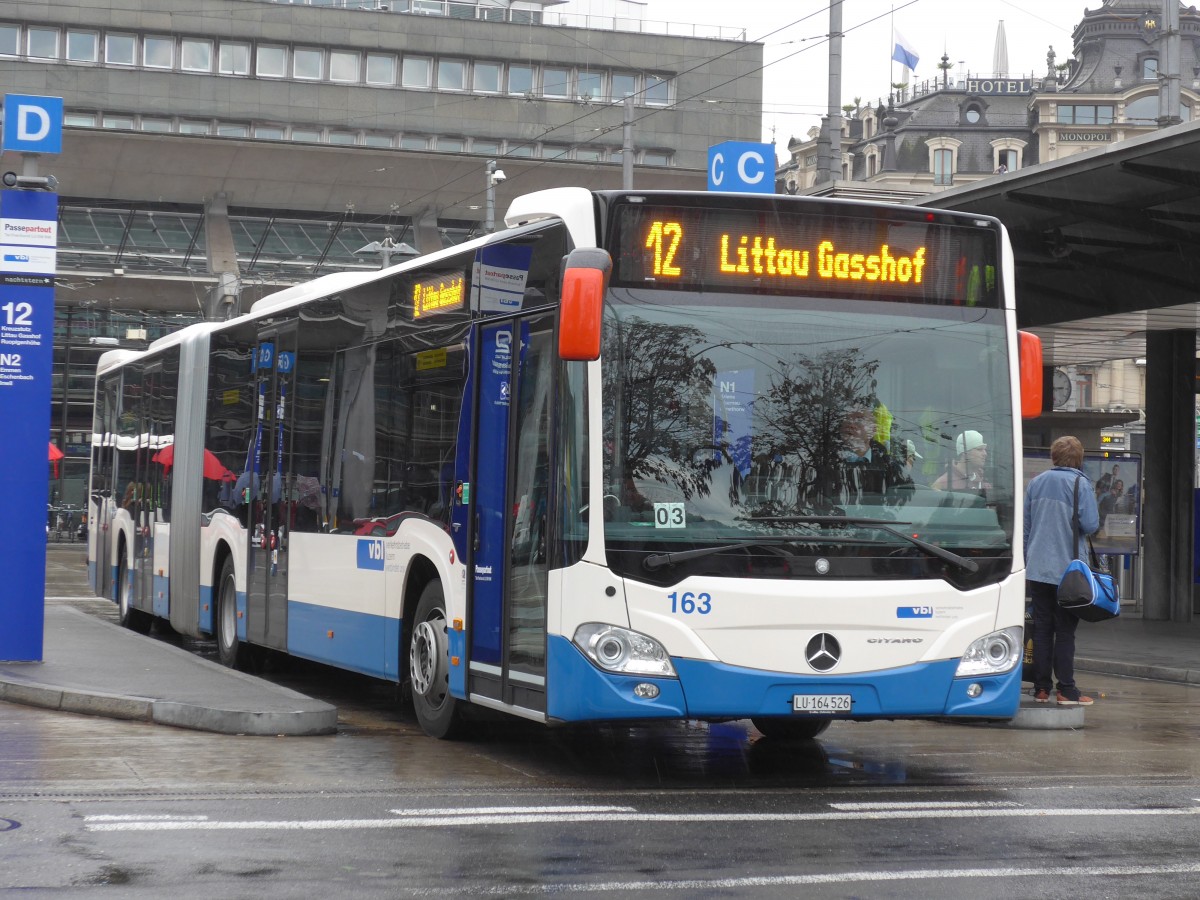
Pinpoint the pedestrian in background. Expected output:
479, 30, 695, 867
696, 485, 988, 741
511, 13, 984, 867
1024, 435, 1100, 706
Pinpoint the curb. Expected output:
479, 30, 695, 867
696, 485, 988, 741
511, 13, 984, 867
0, 677, 337, 736
1075, 657, 1200, 686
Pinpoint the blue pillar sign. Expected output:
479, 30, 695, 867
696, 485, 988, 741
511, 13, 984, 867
0, 188, 57, 661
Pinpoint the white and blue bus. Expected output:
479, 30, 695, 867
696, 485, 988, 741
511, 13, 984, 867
87, 188, 1043, 739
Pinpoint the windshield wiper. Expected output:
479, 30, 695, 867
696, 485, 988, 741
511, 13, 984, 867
750, 515, 979, 574
642, 538, 797, 571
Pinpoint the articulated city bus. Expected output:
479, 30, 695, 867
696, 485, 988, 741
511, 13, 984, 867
87, 189, 1043, 739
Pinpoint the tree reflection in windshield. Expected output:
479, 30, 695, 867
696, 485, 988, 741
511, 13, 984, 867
601, 313, 913, 524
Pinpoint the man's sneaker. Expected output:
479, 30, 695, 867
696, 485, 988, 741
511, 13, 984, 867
1057, 693, 1094, 706
1033, 690, 1050, 703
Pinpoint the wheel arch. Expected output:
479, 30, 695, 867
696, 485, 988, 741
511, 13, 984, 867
400, 554, 442, 682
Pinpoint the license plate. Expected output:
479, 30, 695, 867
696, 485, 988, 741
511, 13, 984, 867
792, 694, 852, 713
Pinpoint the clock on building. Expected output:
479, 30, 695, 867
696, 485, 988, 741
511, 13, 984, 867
1053, 368, 1072, 408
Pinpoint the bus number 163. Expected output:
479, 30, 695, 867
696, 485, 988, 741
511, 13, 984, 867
668, 591, 712, 615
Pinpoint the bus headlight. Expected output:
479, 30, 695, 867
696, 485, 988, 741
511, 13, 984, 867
573, 623, 677, 678
955, 626, 1022, 677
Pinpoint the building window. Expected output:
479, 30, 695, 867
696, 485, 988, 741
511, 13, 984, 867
645, 75, 670, 105
643, 150, 671, 166
142, 36, 172, 68
1057, 104, 1114, 125
543, 67, 570, 98
402, 55, 432, 88
471, 139, 501, 155
366, 53, 395, 85
508, 64, 534, 96
330, 50, 360, 82
473, 61, 501, 93
141, 118, 172, 132
254, 125, 285, 140
437, 58, 467, 90
964, 103, 983, 124
327, 131, 357, 145
217, 124, 250, 137
576, 147, 605, 162
399, 135, 429, 150
612, 72, 637, 100
219, 42, 250, 75
102, 114, 135, 130
178, 120, 211, 135
436, 136, 466, 152
577, 70, 603, 101
542, 144, 570, 158
290, 128, 322, 142
1143, 57, 1158, 80
64, 113, 96, 127
362, 133, 393, 148
932, 149, 952, 185
28, 27, 60, 59
257, 45, 287, 78
998, 148, 1017, 171
507, 144, 535, 157
66, 31, 98, 62
105, 34, 137, 66
0, 25, 18, 56
293, 48, 322, 80
182, 39, 213, 72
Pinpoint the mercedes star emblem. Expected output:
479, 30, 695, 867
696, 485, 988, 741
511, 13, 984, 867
805, 633, 841, 672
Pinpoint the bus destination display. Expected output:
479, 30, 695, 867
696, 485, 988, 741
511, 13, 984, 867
614, 204, 995, 305
411, 272, 466, 318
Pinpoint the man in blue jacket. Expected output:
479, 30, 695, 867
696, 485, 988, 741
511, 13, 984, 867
1024, 435, 1100, 706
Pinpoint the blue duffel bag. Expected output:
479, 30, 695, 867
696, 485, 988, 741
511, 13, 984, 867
1057, 557, 1120, 622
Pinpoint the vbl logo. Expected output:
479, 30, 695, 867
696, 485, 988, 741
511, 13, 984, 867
897, 606, 934, 618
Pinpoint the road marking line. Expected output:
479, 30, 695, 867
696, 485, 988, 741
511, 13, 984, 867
84, 815, 209, 822
830, 801, 1019, 810
401, 862, 1200, 895
390, 806, 635, 817
84, 806, 1200, 833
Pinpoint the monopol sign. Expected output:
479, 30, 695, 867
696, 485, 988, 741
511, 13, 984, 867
707, 141, 776, 194
0, 189, 57, 661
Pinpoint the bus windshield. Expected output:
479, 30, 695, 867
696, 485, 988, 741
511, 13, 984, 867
600, 289, 1015, 588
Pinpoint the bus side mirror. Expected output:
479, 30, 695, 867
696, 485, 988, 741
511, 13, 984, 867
1018, 330, 1044, 418
559, 248, 611, 361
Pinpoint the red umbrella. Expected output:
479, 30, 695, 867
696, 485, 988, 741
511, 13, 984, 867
49, 442, 64, 477
152, 444, 235, 481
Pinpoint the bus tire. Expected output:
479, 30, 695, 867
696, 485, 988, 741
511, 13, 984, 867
751, 717, 831, 741
215, 557, 248, 669
117, 550, 152, 634
408, 579, 465, 739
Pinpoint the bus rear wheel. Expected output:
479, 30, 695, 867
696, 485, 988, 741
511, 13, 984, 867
408, 580, 465, 739
215, 557, 248, 669
751, 717, 831, 741
117, 551, 152, 634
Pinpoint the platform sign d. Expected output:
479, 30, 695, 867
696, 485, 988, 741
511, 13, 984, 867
2, 94, 64, 155
707, 141, 776, 194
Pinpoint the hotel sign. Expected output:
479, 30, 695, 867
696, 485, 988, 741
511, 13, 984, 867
1058, 131, 1112, 143
965, 79, 1033, 95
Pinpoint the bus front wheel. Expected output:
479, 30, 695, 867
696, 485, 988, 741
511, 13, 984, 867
117, 551, 152, 634
216, 557, 248, 669
751, 717, 831, 741
408, 580, 465, 739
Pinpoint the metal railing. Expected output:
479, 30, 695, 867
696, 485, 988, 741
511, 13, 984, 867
248, 0, 747, 41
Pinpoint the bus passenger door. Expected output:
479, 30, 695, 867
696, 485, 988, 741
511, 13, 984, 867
471, 316, 553, 714
246, 328, 296, 652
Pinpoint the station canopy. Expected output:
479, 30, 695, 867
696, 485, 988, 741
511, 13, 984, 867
920, 118, 1200, 367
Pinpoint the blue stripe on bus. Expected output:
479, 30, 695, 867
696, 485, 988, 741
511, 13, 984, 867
546, 635, 688, 721
286, 600, 400, 681
545, 635, 1019, 722
152, 574, 169, 618
448, 627, 466, 698
198, 585, 214, 633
